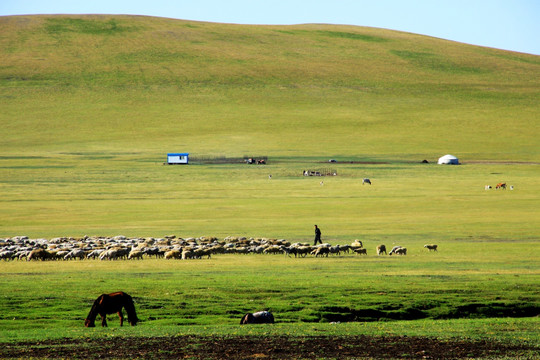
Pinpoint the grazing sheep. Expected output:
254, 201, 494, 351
182, 248, 195, 260
377, 244, 387, 256
329, 245, 341, 256
424, 244, 438, 251
27, 248, 53, 261
362, 178, 371, 185
338, 244, 351, 254
99, 248, 120, 261
87, 249, 104, 259
353, 248, 367, 255
291, 246, 312, 258
128, 250, 144, 260
311, 247, 330, 257
240, 311, 274, 324
263, 245, 284, 255
351, 239, 363, 249
193, 248, 211, 259
0, 250, 14, 261
164, 249, 181, 259
64, 249, 86, 260
394, 247, 407, 255
388, 246, 404, 256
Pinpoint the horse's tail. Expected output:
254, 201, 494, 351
124, 294, 138, 326
85, 295, 103, 327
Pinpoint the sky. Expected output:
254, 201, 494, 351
1, 0, 539, 55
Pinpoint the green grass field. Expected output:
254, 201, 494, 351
1, 250, 539, 344
0, 14, 539, 358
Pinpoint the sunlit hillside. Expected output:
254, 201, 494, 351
1, 14, 539, 160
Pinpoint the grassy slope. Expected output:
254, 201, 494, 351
0, 15, 538, 239
0, 15, 539, 160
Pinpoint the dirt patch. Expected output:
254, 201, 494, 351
1, 335, 535, 359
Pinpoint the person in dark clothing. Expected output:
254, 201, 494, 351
314, 225, 322, 245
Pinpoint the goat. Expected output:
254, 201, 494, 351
377, 244, 387, 255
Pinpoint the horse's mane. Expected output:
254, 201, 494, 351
123, 293, 139, 325
85, 295, 104, 323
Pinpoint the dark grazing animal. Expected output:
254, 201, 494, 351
240, 311, 274, 324
85, 292, 138, 327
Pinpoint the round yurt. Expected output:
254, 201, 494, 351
438, 154, 459, 165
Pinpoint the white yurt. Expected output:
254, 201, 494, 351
438, 154, 459, 165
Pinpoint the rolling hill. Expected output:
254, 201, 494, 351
1, 14, 539, 160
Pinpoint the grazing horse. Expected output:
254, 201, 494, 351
85, 292, 138, 327
240, 311, 274, 324
496, 183, 507, 190
362, 178, 371, 185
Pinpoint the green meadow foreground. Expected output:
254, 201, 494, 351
0, 246, 539, 358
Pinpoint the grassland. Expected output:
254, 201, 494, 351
0, 14, 539, 358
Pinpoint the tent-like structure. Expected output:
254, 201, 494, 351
438, 154, 459, 165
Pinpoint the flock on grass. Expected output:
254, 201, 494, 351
0, 235, 437, 261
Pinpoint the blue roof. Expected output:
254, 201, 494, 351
167, 153, 189, 156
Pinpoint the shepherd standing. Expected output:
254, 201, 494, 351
314, 225, 322, 245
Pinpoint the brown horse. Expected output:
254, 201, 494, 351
85, 292, 138, 327
496, 182, 507, 189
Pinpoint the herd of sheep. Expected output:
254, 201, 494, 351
0, 235, 437, 261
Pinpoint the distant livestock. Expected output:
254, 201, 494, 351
389, 246, 406, 255
496, 183, 507, 189
311, 246, 330, 257
362, 178, 371, 185
424, 244, 438, 251
353, 248, 367, 255
27, 248, 53, 261
240, 311, 274, 324
351, 239, 363, 249
377, 244, 387, 256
